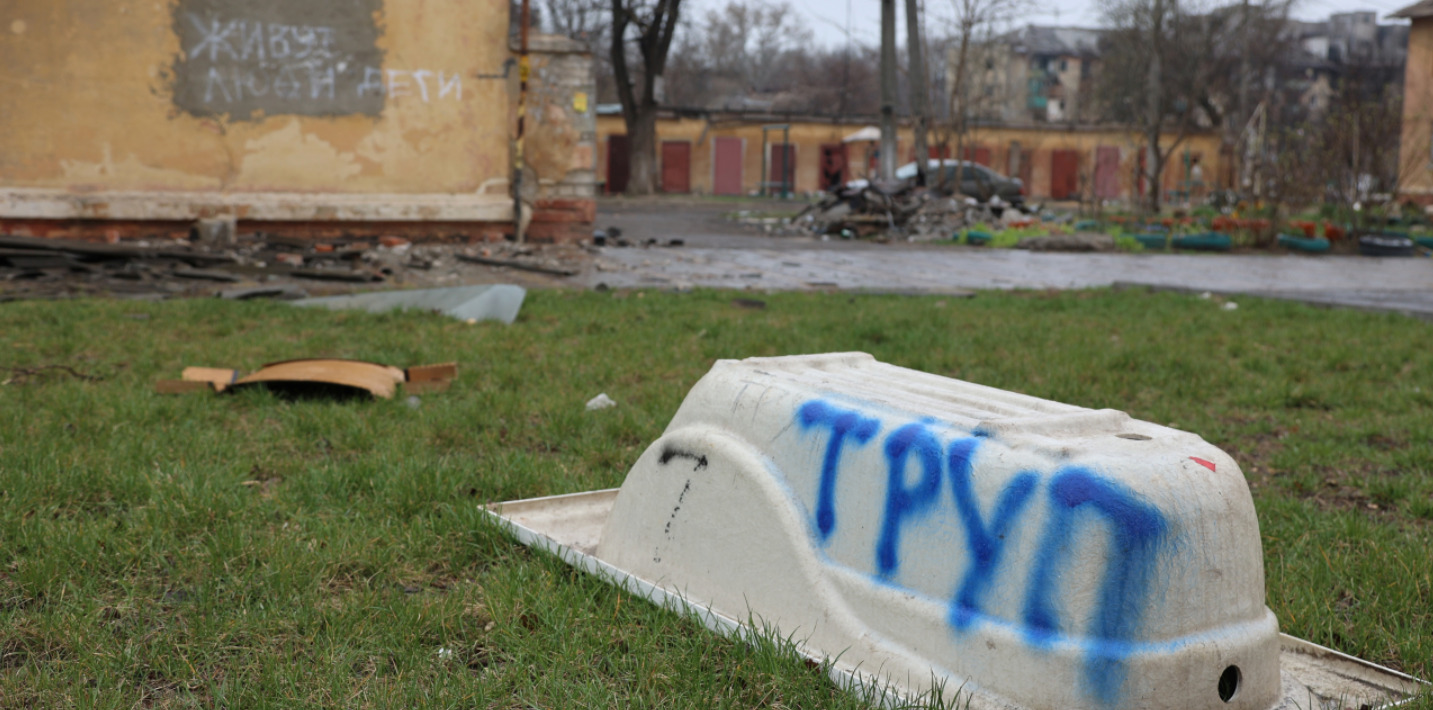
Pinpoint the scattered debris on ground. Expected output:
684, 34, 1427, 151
0, 231, 591, 302
1, 364, 105, 386
156, 359, 456, 399
218, 284, 310, 301
455, 243, 594, 273
585, 392, 617, 410
785, 184, 1035, 241
591, 226, 686, 249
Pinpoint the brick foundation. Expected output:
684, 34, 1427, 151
528, 198, 596, 243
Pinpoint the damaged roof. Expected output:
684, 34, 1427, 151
1008, 25, 1104, 57
1390, 0, 1433, 18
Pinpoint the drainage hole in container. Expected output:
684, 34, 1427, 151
1218, 665, 1241, 703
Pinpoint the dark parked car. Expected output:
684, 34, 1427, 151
898, 160, 1025, 204
846, 159, 1024, 205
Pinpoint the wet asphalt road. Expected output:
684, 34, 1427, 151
589, 197, 1433, 320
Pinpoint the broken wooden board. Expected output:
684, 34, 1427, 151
180, 367, 240, 392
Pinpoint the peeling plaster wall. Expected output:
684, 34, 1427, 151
0, 0, 525, 236
519, 34, 597, 242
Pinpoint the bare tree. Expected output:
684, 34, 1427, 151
1262, 55, 1408, 231
1226, 0, 1295, 188
664, 1, 814, 109
601, 0, 879, 124
1096, 0, 1211, 213
542, 0, 616, 106
907, 0, 931, 186
544, 0, 606, 38
1107, 0, 1176, 213
609, 0, 683, 195
785, 45, 882, 115
944, 0, 1026, 189
1095, 0, 1301, 213
700, 2, 810, 89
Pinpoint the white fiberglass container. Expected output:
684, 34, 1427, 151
491, 353, 1423, 710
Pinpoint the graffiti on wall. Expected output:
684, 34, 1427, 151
171, 0, 463, 119
796, 399, 1169, 704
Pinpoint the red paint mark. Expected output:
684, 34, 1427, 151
1190, 457, 1216, 472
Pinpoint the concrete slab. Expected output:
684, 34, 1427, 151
292, 284, 526, 324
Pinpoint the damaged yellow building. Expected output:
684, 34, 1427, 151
0, 0, 596, 242
1395, 0, 1433, 203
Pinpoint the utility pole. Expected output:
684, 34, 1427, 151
880, 0, 898, 181
905, 0, 929, 186
514, 0, 531, 243
1143, 0, 1164, 213
1236, 0, 1251, 192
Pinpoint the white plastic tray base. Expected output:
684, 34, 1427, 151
488, 489, 1425, 710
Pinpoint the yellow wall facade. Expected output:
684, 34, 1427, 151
0, 0, 528, 227
1399, 18, 1433, 199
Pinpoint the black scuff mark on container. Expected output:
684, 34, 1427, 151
659, 447, 708, 471
663, 478, 693, 537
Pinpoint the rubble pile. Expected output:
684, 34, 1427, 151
788, 183, 1025, 241
0, 232, 591, 301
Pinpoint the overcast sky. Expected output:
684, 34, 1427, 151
683, 0, 1415, 50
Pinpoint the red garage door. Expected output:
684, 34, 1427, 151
661, 141, 691, 193
1050, 149, 1080, 200
714, 137, 742, 195
607, 134, 630, 194
1095, 146, 1120, 200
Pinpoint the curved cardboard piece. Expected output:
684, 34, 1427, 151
234, 358, 406, 399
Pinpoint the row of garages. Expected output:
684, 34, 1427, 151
596, 115, 1228, 203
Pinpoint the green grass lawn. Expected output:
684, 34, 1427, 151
2, 288, 1430, 708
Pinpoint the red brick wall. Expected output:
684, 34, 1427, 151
527, 198, 596, 243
